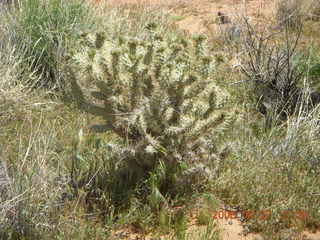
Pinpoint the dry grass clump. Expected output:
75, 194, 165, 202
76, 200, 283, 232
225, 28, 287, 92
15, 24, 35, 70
0, 0, 96, 91
0, 59, 73, 238
213, 104, 320, 237
275, 0, 320, 30
0, 81, 98, 239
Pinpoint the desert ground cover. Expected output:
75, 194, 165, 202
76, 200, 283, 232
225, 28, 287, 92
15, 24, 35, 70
0, 0, 320, 239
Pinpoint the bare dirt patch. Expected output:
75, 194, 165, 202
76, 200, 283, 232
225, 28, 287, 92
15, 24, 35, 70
98, 0, 277, 34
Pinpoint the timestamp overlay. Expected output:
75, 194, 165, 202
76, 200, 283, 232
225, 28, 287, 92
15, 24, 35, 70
212, 210, 309, 221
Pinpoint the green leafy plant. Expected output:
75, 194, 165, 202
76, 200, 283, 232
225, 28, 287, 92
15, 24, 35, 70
69, 23, 235, 193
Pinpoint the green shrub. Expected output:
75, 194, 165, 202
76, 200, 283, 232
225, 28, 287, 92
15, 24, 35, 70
305, 47, 320, 90
69, 23, 235, 194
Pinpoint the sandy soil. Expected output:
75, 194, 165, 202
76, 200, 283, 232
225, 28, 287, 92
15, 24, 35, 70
98, 0, 278, 34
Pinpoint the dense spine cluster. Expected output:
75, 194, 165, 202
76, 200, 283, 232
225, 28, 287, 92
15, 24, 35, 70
70, 23, 234, 178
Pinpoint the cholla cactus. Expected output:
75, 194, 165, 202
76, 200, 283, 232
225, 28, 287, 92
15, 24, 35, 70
70, 23, 234, 178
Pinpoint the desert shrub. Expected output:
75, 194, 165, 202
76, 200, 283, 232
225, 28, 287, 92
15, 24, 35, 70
69, 23, 235, 197
237, 19, 320, 126
276, 0, 320, 29
4, 0, 95, 90
275, 0, 304, 30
